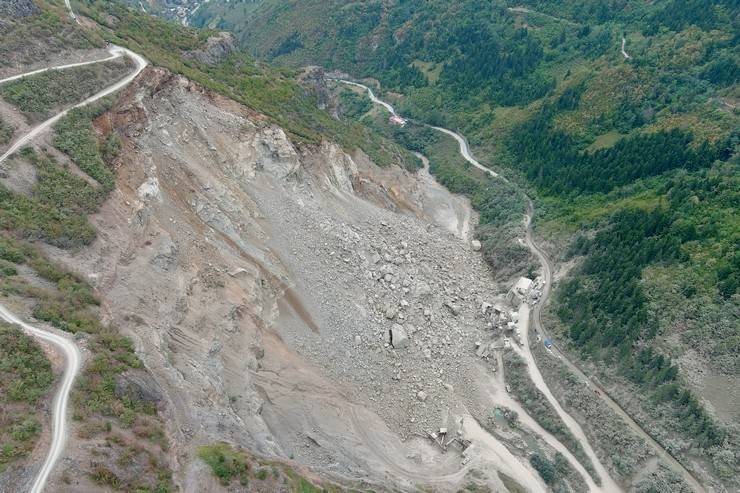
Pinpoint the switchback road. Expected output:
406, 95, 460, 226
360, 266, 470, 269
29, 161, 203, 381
0, 9, 147, 490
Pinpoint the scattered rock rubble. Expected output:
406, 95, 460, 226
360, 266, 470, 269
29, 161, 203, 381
250, 175, 533, 440
59, 67, 557, 490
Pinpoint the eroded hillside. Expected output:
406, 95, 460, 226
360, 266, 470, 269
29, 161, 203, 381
37, 65, 564, 492
3, 1, 736, 492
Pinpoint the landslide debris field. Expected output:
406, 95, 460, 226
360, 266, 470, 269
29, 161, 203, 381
1, 2, 720, 491
12, 63, 631, 492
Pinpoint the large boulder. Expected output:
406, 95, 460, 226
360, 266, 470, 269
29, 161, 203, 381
184, 32, 237, 65
390, 324, 409, 349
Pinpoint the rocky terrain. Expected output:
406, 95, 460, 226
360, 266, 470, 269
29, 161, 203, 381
29, 65, 554, 492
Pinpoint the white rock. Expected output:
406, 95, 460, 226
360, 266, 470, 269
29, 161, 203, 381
414, 281, 432, 298
390, 324, 409, 349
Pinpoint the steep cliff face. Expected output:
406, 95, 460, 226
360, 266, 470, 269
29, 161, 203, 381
46, 67, 533, 492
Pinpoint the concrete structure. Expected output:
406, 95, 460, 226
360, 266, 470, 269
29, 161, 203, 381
506, 276, 533, 305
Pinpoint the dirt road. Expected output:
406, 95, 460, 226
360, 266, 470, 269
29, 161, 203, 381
429, 126, 500, 178
0, 46, 147, 163
621, 37, 631, 59
336, 80, 501, 181
64, 0, 79, 23
0, 51, 123, 85
524, 205, 706, 493
337, 79, 398, 116
0, 10, 148, 489
514, 305, 621, 492
0, 305, 81, 493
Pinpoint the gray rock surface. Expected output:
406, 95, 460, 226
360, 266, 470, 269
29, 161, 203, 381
115, 369, 164, 403
0, 0, 39, 18
184, 32, 236, 65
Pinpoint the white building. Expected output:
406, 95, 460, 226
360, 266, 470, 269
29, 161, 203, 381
506, 277, 533, 305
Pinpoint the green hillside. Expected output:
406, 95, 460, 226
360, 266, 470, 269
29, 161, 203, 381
188, 0, 739, 487
75, 0, 419, 170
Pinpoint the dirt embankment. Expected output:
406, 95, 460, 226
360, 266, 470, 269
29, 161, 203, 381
37, 67, 553, 492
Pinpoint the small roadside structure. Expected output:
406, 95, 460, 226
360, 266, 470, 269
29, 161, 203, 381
544, 338, 553, 349
389, 115, 407, 126
506, 276, 533, 305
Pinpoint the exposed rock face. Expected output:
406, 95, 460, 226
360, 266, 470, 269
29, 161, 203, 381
0, 0, 40, 18
50, 66, 517, 492
298, 66, 334, 113
184, 32, 236, 65
115, 369, 164, 403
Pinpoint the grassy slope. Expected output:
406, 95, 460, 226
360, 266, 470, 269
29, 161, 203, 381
0, 0, 105, 69
0, 57, 133, 122
197, 442, 375, 492
0, 323, 54, 473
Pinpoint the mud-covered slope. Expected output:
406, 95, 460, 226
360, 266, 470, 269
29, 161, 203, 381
40, 66, 555, 492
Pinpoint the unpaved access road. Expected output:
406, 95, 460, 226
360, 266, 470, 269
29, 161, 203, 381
337, 79, 500, 180
429, 125, 500, 178
0, 33, 147, 492
621, 37, 631, 59
0, 45, 147, 164
513, 305, 621, 492
0, 51, 123, 85
0, 304, 81, 493
341, 78, 620, 491
524, 206, 706, 493
64, 0, 79, 23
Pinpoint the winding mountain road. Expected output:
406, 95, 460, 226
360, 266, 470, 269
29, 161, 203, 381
0, 305, 81, 493
429, 125, 500, 178
524, 204, 706, 493
0, 10, 147, 489
0, 46, 147, 164
341, 78, 706, 492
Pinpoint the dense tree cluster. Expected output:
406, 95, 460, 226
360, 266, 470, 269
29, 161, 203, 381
646, 0, 735, 33
557, 195, 734, 448
437, 23, 553, 106
508, 106, 727, 195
